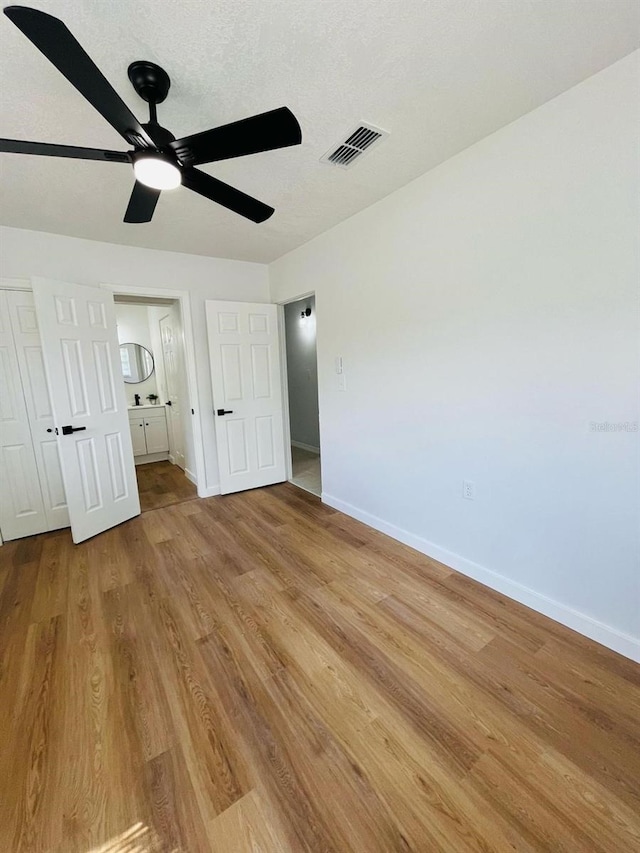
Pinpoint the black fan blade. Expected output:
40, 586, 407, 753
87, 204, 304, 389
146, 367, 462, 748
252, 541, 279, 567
4, 6, 152, 148
170, 107, 301, 167
181, 168, 274, 223
0, 138, 130, 162
124, 181, 160, 223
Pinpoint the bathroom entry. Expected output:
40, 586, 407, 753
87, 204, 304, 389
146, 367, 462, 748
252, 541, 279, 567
283, 295, 321, 496
114, 297, 196, 512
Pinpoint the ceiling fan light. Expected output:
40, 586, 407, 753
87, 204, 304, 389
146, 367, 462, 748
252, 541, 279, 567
133, 155, 181, 190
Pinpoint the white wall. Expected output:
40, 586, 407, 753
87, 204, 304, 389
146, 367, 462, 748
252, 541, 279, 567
114, 303, 159, 405
284, 296, 320, 451
0, 227, 269, 493
270, 52, 640, 661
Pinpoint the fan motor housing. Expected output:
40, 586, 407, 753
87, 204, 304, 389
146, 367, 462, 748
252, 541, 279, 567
128, 61, 171, 104
141, 122, 176, 148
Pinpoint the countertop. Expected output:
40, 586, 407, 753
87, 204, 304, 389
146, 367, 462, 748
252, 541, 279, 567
127, 404, 165, 410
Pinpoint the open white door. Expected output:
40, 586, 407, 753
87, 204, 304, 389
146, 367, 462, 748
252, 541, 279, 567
160, 308, 186, 469
206, 300, 286, 494
32, 278, 140, 543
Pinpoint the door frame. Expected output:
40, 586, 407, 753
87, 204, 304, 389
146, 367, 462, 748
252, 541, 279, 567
276, 290, 320, 489
101, 283, 206, 497
0, 277, 206, 500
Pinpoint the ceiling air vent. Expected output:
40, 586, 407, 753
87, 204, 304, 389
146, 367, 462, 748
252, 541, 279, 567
321, 123, 389, 169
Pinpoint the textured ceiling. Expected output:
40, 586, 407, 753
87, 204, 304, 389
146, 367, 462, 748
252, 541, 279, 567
1, 0, 638, 263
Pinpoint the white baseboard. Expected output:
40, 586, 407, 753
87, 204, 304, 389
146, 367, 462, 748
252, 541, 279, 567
291, 440, 320, 455
198, 484, 221, 498
134, 452, 170, 466
321, 492, 640, 663
184, 468, 197, 486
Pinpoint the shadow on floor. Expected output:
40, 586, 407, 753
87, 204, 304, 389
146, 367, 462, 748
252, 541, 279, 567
136, 460, 198, 512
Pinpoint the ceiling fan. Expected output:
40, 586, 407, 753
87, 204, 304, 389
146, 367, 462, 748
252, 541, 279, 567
0, 6, 302, 224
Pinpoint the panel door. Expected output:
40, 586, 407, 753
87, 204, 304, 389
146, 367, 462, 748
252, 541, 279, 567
130, 418, 147, 456
6, 290, 70, 531
159, 310, 185, 469
32, 278, 140, 543
143, 414, 169, 454
206, 300, 286, 494
0, 290, 48, 539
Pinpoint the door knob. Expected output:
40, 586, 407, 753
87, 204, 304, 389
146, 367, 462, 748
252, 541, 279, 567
61, 425, 87, 435
166, 400, 172, 406
217, 409, 233, 416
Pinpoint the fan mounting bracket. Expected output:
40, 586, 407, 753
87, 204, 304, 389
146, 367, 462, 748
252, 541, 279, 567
128, 61, 171, 105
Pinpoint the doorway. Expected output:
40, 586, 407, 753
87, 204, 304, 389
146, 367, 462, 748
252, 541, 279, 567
283, 296, 321, 497
114, 295, 197, 513
0, 278, 205, 544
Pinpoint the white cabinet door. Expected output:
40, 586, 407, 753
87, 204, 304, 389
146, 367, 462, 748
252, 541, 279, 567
206, 301, 286, 494
143, 413, 169, 454
32, 278, 140, 544
6, 291, 70, 532
130, 418, 147, 456
0, 291, 48, 539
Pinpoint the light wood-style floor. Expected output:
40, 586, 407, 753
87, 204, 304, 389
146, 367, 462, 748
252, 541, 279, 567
135, 460, 198, 512
1, 484, 639, 852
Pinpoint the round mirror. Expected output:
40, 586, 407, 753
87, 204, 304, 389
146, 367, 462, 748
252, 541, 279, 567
120, 343, 154, 384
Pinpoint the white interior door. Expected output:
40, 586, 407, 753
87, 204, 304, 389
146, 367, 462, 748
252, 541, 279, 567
160, 309, 185, 469
6, 290, 70, 532
32, 278, 140, 543
206, 300, 286, 494
0, 290, 48, 539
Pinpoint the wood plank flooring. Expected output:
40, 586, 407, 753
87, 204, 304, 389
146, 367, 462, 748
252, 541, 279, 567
135, 461, 198, 512
1, 483, 639, 852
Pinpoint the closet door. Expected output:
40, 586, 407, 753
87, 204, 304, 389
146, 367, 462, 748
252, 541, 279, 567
7, 291, 70, 531
206, 300, 286, 494
0, 290, 48, 540
32, 278, 140, 544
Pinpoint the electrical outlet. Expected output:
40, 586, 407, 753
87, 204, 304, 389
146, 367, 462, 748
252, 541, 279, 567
335, 356, 343, 374
463, 480, 475, 500
338, 374, 347, 391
